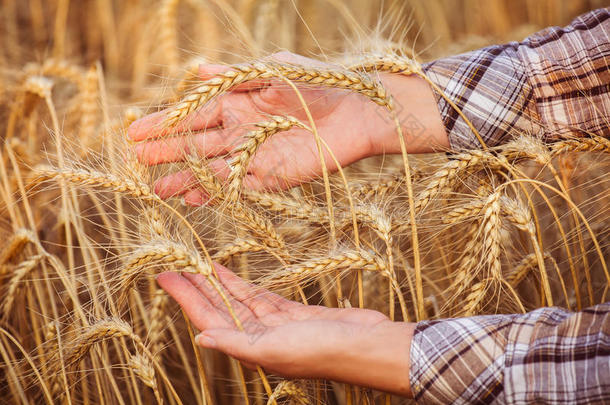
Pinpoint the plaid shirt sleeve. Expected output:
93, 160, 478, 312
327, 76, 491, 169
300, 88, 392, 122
410, 303, 610, 404
422, 8, 610, 150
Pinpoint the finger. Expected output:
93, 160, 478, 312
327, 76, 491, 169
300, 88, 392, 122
183, 189, 209, 207
135, 128, 234, 165
182, 272, 255, 319
128, 100, 223, 142
196, 329, 261, 364
154, 170, 197, 199
199, 64, 270, 92
213, 263, 300, 314
208, 158, 233, 181
156, 272, 230, 330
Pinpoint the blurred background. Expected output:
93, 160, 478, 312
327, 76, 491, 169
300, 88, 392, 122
1, 0, 606, 97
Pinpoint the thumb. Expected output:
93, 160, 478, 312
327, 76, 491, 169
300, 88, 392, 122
196, 329, 258, 362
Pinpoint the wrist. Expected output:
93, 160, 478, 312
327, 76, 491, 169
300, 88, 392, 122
369, 72, 449, 155
326, 319, 415, 397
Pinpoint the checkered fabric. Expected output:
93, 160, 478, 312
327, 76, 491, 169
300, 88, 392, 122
422, 8, 610, 150
410, 304, 610, 404
410, 9, 610, 403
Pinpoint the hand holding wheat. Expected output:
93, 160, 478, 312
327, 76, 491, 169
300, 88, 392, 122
157, 263, 414, 397
128, 52, 448, 205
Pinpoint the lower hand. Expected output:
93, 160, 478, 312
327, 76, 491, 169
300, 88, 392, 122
157, 263, 414, 397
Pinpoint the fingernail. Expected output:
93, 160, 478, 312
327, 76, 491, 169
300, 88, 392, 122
196, 334, 216, 348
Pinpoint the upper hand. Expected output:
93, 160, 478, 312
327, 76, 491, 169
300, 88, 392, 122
128, 52, 392, 205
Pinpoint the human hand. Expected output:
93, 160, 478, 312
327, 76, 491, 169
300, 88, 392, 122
128, 52, 394, 205
157, 263, 414, 396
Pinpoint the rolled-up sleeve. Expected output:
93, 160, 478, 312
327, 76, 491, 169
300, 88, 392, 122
410, 303, 610, 404
422, 8, 610, 150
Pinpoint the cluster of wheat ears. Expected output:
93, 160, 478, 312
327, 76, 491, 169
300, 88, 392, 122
0, 0, 608, 404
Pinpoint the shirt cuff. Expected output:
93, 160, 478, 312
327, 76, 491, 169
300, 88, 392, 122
422, 44, 542, 151
410, 314, 516, 404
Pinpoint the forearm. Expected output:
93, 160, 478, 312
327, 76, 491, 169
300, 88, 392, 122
321, 320, 415, 397
371, 73, 450, 155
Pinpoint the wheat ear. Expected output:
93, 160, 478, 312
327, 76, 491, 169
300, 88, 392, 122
481, 192, 502, 280
34, 166, 159, 202
462, 280, 487, 316
121, 241, 211, 291
160, 0, 180, 71
187, 156, 286, 249
165, 62, 388, 127
245, 190, 328, 223
213, 238, 265, 264
352, 55, 487, 148
267, 380, 310, 405
226, 115, 303, 201
551, 136, 610, 155
128, 353, 163, 404
79, 66, 99, 150
1, 255, 44, 320
351, 173, 408, 200
270, 250, 387, 285
443, 199, 487, 224
148, 289, 168, 355
23, 58, 85, 88
0, 228, 36, 265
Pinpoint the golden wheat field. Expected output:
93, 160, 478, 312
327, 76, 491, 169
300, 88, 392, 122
0, 0, 609, 404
